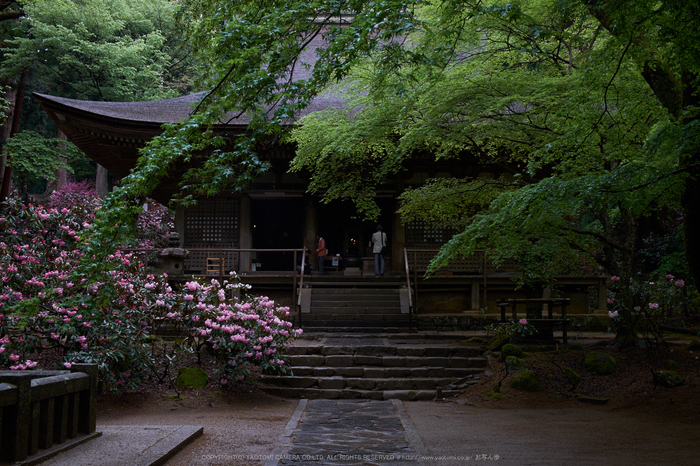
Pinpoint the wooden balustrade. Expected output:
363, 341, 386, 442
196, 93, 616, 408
0, 364, 98, 463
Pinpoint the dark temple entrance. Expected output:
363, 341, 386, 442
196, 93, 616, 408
316, 198, 394, 261
252, 197, 304, 271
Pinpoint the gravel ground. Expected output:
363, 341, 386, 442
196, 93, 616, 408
95, 385, 700, 466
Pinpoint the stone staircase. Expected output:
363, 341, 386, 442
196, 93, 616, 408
297, 286, 411, 331
260, 334, 489, 400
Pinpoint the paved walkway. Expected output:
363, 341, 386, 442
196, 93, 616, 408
265, 399, 428, 466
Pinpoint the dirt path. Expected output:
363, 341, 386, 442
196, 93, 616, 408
405, 401, 699, 466
96, 390, 700, 466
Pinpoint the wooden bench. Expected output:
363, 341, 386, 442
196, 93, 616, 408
496, 298, 571, 344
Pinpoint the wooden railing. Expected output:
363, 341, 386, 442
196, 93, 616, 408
403, 247, 520, 313
0, 364, 98, 463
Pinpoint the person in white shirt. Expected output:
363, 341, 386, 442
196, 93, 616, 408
370, 225, 387, 277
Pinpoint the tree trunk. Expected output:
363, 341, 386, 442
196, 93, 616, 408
56, 129, 68, 190
0, 70, 28, 202
613, 207, 639, 348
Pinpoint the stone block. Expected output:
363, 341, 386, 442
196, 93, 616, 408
338, 389, 365, 399
444, 368, 478, 378
316, 389, 340, 399
291, 355, 325, 366
383, 390, 416, 401
384, 368, 411, 378
335, 367, 364, 377
425, 357, 450, 367
364, 391, 385, 400
424, 347, 451, 357
450, 347, 481, 357
290, 367, 314, 376
396, 347, 425, 357
346, 379, 376, 390
318, 377, 346, 389
376, 380, 400, 390
354, 355, 383, 366
363, 368, 386, 378
286, 377, 318, 388
404, 357, 425, 367
447, 357, 470, 368
324, 355, 355, 367
322, 346, 353, 356
313, 367, 336, 376
409, 367, 430, 377
382, 356, 406, 367
415, 390, 437, 401
414, 379, 439, 390
356, 346, 396, 356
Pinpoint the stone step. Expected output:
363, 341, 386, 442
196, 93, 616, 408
282, 366, 484, 378
299, 319, 411, 328
301, 313, 406, 321
311, 295, 400, 303
260, 387, 462, 401
311, 288, 400, 295
310, 301, 401, 314
290, 326, 411, 333
287, 354, 486, 368
287, 345, 484, 358
261, 375, 472, 390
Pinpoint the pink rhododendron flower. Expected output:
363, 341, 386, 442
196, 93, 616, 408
666, 274, 674, 280
10, 353, 20, 361
184, 294, 194, 301
648, 303, 659, 309
675, 279, 685, 288
611, 276, 620, 282
519, 318, 528, 325
608, 310, 619, 318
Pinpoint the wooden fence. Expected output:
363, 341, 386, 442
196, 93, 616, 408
0, 364, 98, 463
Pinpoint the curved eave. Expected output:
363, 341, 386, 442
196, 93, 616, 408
33, 92, 249, 181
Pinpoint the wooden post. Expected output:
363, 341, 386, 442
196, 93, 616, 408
0, 373, 32, 462
71, 364, 98, 434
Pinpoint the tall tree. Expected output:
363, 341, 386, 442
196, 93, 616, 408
99, 0, 698, 346
0, 0, 197, 198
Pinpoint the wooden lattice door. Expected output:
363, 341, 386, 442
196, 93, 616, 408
184, 198, 240, 273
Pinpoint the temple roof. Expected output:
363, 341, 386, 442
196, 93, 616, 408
33, 27, 345, 202
33, 87, 344, 202
34, 91, 208, 124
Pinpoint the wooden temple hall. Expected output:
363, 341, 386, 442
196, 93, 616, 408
33, 89, 608, 327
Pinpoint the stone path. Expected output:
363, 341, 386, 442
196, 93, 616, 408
266, 399, 428, 466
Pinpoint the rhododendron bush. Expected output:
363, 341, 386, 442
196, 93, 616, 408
0, 196, 301, 391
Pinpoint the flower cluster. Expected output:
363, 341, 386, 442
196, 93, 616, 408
606, 273, 697, 342
0, 194, 301, 391
607, 273, 693, 320
173, 278, 302, 384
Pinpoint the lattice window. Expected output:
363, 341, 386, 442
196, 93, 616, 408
185, 198, 240, 246
405, 220, 458, 245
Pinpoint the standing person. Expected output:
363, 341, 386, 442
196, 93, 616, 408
316, 233, 326, 275
371, 225, 387, 277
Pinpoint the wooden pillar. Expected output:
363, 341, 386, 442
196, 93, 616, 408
240, 196, 252, 272
174, 205, 185, 248
305, 195, 317, 262
390, 204, 404, 272
95, 164, 109, 198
